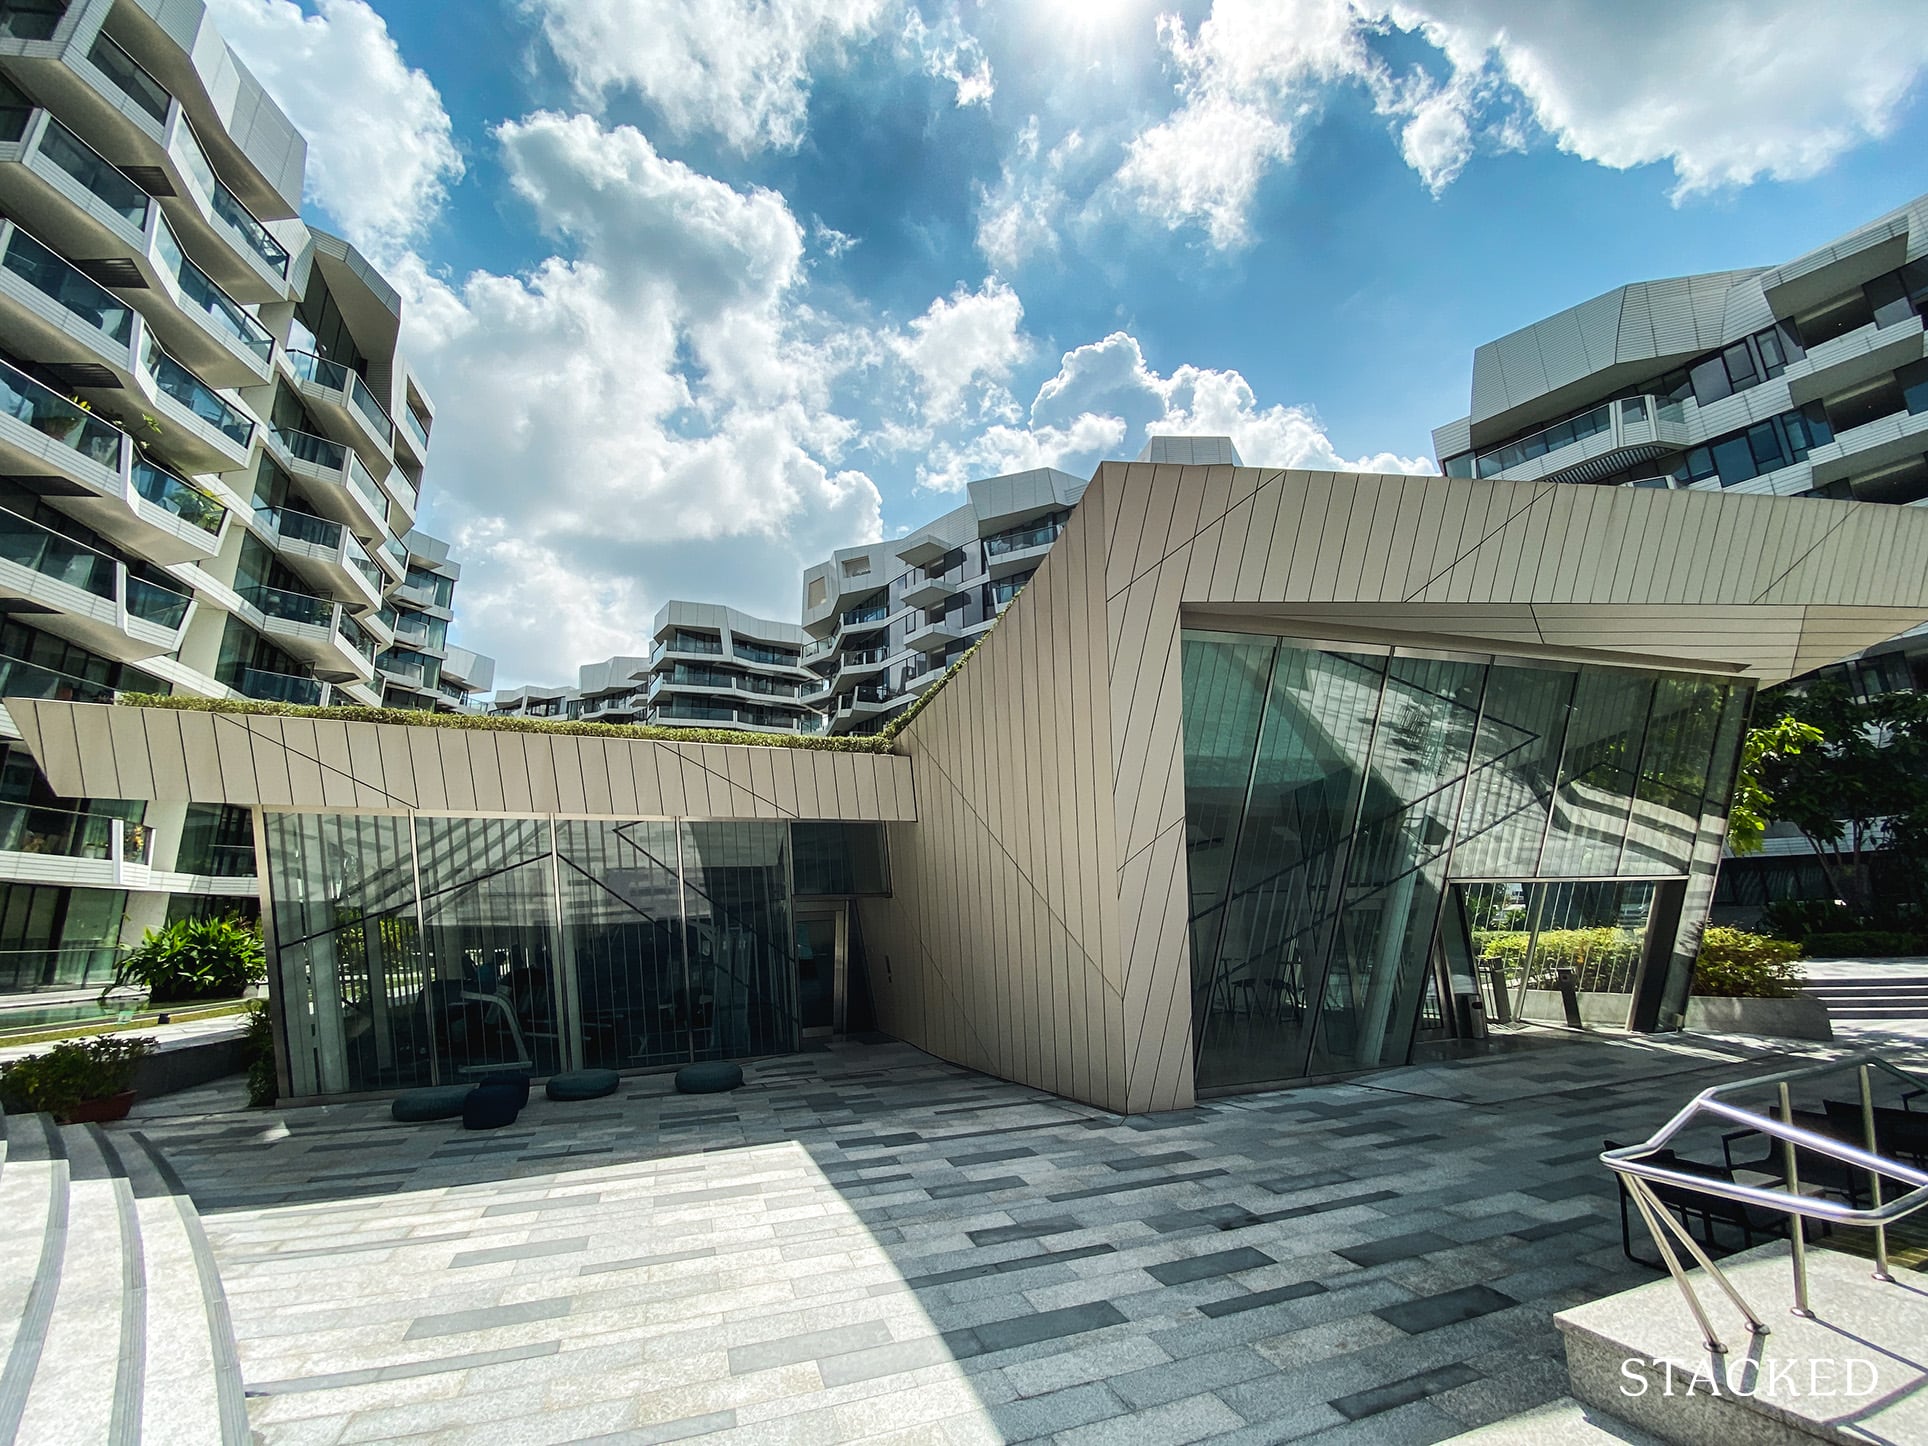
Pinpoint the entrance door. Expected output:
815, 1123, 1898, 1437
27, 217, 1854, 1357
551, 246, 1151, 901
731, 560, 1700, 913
794, 904, 847, 1037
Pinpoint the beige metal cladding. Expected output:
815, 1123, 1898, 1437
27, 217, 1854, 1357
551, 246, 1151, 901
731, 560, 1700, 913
863, 464, 1928, 1116
6, 701, 915, 821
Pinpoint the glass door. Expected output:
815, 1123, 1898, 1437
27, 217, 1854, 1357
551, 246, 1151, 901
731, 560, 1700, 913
794, 903, 846, 1037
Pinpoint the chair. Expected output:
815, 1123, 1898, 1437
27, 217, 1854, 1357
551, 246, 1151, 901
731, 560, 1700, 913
1607, 1138, 1788, 1263
1823, 1098, 1928, 1168
1721, 1110, 1866, 1210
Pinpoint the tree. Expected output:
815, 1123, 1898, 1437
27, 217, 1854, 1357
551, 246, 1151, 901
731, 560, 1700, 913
1751, 680, 1928, 918
1729, 712, 1823, 856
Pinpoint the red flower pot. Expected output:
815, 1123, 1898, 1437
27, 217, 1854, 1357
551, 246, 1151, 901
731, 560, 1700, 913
59, 1089, 137, 1125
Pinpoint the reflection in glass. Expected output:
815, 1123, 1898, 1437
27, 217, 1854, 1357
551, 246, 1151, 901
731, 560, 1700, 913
682, 823, 796, 1062
557, 819, 689, 1069
1179, 633, 1749, 1088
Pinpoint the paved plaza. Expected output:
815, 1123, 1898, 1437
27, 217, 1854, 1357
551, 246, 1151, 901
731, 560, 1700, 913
112, 1018, 1928, 1446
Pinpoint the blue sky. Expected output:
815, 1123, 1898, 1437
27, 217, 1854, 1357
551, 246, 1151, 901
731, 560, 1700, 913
208, 0, 1928, 685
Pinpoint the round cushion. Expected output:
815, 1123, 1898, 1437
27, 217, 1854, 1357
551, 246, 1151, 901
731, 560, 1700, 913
391, 1085, 470, 1123
675, 1061, 743, 1095
545, 1068, 621, 1102
469, 1067, 532, 1109
463, 1082, 522, 1131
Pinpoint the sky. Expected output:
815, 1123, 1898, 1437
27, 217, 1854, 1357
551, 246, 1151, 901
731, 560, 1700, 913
205, 0, 1928, 688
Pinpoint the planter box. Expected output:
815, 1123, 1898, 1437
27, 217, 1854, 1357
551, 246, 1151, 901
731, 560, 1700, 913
1518, 989, 1634, 1029
1684, 993, 1833, 1041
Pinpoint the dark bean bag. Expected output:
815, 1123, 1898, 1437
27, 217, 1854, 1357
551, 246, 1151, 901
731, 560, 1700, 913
470, 1067, 532, 1109
463, 1081, 522, 1131
545, 1068, 621, 1102
675, 1061, 743, 1095
392, 1085, 470, 1123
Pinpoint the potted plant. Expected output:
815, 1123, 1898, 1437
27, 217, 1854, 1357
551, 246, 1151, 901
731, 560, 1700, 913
103, 913, 265, 1005
0, 1035, 155, 1123
1684, 927, 1831, 1040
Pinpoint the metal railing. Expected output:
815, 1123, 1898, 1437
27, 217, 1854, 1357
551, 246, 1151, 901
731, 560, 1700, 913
1601, 1054, 1928, 1355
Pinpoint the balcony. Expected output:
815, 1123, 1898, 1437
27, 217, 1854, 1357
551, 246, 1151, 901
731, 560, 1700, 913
237, 583, 374, 682
400, 402, 430, 457
906, 611, 964, 653
983, 519, 1064, 579
841, 600, 889, 628
1784, 314, 1927, 409
377, 655, 426, 688
140, 338, 252, 472
1805, 405, 1928, 488
270, 425, 388, 541
165, 111, 291, 299
258, 504, 383, 611
384, 465, 418, 526
0, 800, 155, 889
286, 350, 395, 473
234, 666, 325, 707
835, 645, 891, 682
0, 503, 189, 660
1471, 395, 1695, 486
149, 213, 273, 386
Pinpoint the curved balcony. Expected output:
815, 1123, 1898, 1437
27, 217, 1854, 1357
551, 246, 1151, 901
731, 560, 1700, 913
138, 337, 252, 474
0, 502, 190, 660
383, 465, 418, 529
256, 504, 383, 612
0, 800, 156, 891
236, 582, 374, 683
285, 350, 394, 474
906, 611, 964, 653
373, 533, 408, 583
148, 212, 273, 386
2, 24, 293, 302
268, 425, 387, 543
395, 400, 430, 468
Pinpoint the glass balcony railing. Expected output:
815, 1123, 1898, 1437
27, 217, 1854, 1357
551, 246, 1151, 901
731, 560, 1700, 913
733, 640, 800, 667
0, 653, 120, 705
1475, 402, 1613, 478
841, 646, 889, 668
143, 340, 252, 446
379, 656, 425, 686
984, 520, 1063, 557
131, 459, 224, 535
0, 506, 115, 596
273, 425, 385, 519
841, 601, 889, 627
86, 30, 169, 126
126, 575, 189, 628
288, 350, 394, 443
0, 0, 64, 42
241, 581, 331, 628
171, 116, 290, 279
40, 116, 150, 231
1, 225, 134, 343
379, 535, 407, 573
385, 467, 416, 514
0, 356, 123, 469
154, 217, 272, 361
338, 613, 375, 663
657, 702, 738, 724
237, 666, 322, 706
346, 540, 382, 594
0, 801, 150, 863
179, 841, 256, 878
402, 405, 430, 452
263, 505, 343, 550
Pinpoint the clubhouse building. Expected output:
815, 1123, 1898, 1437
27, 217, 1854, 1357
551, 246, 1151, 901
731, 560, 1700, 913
12, 461, 1928, 1112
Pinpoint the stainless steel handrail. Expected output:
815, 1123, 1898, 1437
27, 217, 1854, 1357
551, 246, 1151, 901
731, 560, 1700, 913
1600, 1054, 1928, 1354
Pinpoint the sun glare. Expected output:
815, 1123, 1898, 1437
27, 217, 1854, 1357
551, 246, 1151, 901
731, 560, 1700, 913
1033, 0, 1156, 55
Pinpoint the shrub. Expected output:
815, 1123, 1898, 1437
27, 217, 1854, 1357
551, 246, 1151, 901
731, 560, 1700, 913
1802, 930, 1928, 959
108, 914, 264, 1003
1692, 927, 1807, 998
1760, 898, 1855, 943
241, 1000, 276, 1108
1469, 927, 1646, 993
116, 693, 893, 754
0, 1035, 154, 1119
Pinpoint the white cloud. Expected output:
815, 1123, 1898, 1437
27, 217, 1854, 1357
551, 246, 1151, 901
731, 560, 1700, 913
522, 0, 892, 153
204, 0, 462, 255
392, 113, 883, 684
921, 330, 1433, 491
902, 7, 994, 108
976, 120, 1087, 271
890, 279, 1028, 429
1116, 0, 1928, 245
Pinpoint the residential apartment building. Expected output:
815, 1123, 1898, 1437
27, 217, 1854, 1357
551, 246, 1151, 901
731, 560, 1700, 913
800, 463, 1098, 734
1433, 191, 1928, 693
377, 529, 492, 712
491, 601, 820, 735
0, 0, 491, 995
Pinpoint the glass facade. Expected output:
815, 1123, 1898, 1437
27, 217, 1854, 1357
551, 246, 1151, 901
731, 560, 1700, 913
1180, 632, 1748, 1091
265, 814, 876, 1097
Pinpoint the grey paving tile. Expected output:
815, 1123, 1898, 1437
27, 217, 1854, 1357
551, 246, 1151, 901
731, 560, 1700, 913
1144, 1247, 1275, 1287
1330, 1361, 1483, 1421
966, 1216, 1082, 1246
948, 1300, 1128, 1357
480, 1193, 603, 1218
1375, 1284, 1518, 1335
578, 1247, 716, 1276
247, 1341, 563, 1394
1198, 1280, 1328, 1318
726, 1320, 894, 1374
1334, 1231, 1455, 1268
402, 1297, 575, 1340
450, 1237, 591, 1269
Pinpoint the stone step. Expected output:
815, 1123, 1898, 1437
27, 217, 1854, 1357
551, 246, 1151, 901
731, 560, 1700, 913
13, 1123, 130, 1445
0, 1110, 65, 1440
107, 1129, 248, 1444
1444, 1396, 1666, 1443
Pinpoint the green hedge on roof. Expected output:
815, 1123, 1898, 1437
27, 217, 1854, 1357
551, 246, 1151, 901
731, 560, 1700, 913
115, 694, 896, 753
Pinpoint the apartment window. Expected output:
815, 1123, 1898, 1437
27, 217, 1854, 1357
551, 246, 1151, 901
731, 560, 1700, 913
806, 577, 827, 608
0, 0, 65, 42
1679, 403, 1832, 488
841, 556, 869, 578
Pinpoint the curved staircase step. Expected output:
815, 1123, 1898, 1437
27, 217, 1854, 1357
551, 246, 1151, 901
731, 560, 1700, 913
0, 1112, 66, 1442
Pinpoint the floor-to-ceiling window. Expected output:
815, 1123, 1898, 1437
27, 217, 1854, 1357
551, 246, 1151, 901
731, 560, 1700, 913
266, 813, 824, 1098
1180, 632, 1748, 1091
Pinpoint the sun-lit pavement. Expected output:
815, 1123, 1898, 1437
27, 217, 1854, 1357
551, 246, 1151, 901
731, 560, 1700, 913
122, 1025, 1926, 1446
